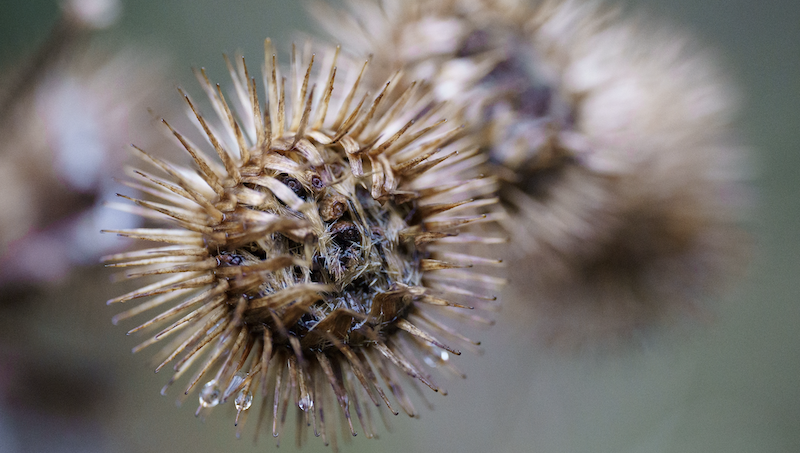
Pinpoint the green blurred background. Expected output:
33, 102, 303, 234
0, 0, 798, 452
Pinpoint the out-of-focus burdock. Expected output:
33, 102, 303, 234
0, 0, 167, 286
310, 0, 751, 348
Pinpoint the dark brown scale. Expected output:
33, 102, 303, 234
278, 174, 307, 199
217, 253, 244, 266
310, 174, 325, 191
330, 221, 360, 246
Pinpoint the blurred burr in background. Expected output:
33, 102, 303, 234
310, 0, 752, 350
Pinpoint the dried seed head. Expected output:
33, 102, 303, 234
104, 40, 502, 446
311, 0, 751, 347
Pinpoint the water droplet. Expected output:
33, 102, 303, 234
199, 380, 221, 408
235, 390, 253, 411
424, 350, 450, 367
298, 394, 314, 411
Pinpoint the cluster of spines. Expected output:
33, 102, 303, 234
104, 39, 504, 448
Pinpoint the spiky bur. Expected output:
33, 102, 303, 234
103, 40, 503, 448
310, 0, 750, 348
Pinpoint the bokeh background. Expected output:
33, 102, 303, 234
0, 0, 798, 452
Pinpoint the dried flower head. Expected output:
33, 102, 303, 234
311, 0, 750, 347
104, 40, 502, 447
